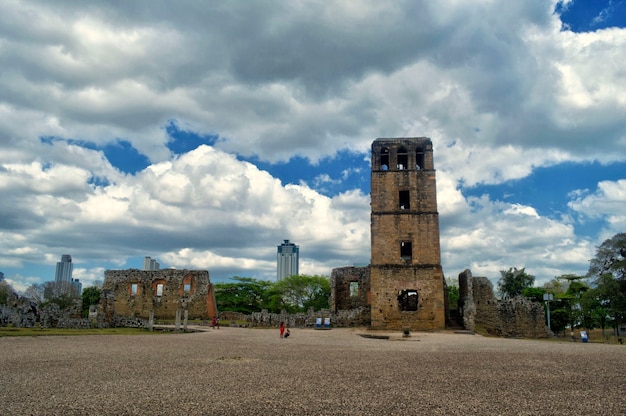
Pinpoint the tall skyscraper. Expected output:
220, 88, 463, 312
54, 254, 79, 296
54, 255, 73, 286
277, 240, 299, 281
143, 256, 160, 271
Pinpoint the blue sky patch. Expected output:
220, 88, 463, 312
556, 0, 626, 32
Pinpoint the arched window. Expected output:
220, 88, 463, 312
152, 279, 167, 297
180, 274, 194, 297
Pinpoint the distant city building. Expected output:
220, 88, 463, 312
0, 271, 4, 282
53, 255, 81, 296
72, 279, 82, 296
54, 255, 73, 286
277, 240, 299, 281
143, 256, 160, 271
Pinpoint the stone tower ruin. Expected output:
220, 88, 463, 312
369, 138, 445, 330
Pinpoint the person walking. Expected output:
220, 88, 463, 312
279, 321, 285, 338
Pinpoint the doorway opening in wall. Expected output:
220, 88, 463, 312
398, 290, 418, 311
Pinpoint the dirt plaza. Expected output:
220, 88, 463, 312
1, 327, 624, 415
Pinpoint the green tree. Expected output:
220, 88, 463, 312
587, 233, 626, 335
497, 267, 535, 299
214, 277, 276, 314
556, 274, 588, 333
0, 281, 14, 306
81, 286, 101, 318
273, 274, 330, 313
446, 278, 459, 309
521, 287, 546, 303
549, 300, 570, 335
580, 288, 610, 336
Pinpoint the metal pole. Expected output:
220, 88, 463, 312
543, 293, 553, 332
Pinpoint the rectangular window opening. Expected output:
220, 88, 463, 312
156, 283, 164, 297
399, 190, 410, 210
183, 283, 191, 296
131, 283, 138, 296
349, 281, 359, 298
416, 150, 425, 170
400, 241, 412, 261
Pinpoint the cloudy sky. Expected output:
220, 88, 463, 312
1, 0, 625, 292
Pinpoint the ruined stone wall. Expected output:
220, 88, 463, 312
458, 269, 476, 332
248, 307, 370, 328
329, 266, 370, 313
370, 265, 445, 330
0, 290, 38, 328
459, 272, 549, 338
40, 299, 83, 328
100, 269, 217, 324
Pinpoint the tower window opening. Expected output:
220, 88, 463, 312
400, 241, 412, 261
380, 147, 389, 170
130, 283, 138, 296
156, 283, 164, 297
416, 148, 425, 170
398, 290, 418, 311
399, 190, 410, 210
397, 146, 408, 170
350, 281, 359, 298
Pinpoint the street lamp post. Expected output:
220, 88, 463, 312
543, 293, 553, 331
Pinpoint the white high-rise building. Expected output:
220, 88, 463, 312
277, 240, 299, 281
54, 254, 81, 296
54, 255, 73, 286
143, 256, 160, 271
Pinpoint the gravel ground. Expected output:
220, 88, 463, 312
1, 327, 624, 415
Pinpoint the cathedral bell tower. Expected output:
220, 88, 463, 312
369, 138, 445, 330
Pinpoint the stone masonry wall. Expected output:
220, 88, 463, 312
0, 290, 38, 328
458, 269, 476, 332
460, 272, 549, 338
100, 269, 217, 325
329, 266, 370, 313
370, 265, 445, 330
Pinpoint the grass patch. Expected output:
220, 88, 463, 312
0, 327, 158, 337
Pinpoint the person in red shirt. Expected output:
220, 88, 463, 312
280, 321, 285, 338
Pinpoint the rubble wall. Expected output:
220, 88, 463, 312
100, 269, 217, 324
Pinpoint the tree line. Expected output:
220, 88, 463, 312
213, 274, 330, 314
494, 233, 625, 336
